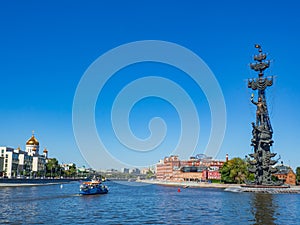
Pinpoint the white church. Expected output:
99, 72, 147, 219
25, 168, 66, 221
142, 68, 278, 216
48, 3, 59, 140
0, 132, 48, 178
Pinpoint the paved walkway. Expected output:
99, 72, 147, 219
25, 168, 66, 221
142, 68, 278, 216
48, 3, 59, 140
138, 180, 300, 193
137, 179, 240, 189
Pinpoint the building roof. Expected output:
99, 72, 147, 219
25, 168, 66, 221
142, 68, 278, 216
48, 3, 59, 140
26, 134, 39, 146
274, 165, 294, 175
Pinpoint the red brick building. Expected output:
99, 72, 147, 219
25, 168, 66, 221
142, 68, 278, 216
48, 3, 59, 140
273, 165, 297, 185
156, 155, 180, 180
156, 155, 225, 182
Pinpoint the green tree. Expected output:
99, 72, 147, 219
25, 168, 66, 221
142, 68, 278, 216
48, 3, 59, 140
296, 167, 300, 184
69, 163, 77, 178
146, 168, 155, 179
64, 163, 77, 178
220, 157, 249, 184
46, 158, 60, 178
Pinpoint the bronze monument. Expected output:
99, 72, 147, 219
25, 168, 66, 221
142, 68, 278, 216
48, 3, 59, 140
247, 44, 281, 186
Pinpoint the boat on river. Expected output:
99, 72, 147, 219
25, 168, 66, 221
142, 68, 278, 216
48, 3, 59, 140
79, 179, 108, 195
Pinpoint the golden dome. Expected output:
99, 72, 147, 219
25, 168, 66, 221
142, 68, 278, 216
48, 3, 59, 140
43, 148, 48, 153
26, 134, 39, 146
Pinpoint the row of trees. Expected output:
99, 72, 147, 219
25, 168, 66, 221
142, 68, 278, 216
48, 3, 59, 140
220, 157, 300, 184
45, 158, 77, 178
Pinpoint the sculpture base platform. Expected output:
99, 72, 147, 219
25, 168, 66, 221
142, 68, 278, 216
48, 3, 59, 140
241, 184, 289, 189
225, 185, 300, 194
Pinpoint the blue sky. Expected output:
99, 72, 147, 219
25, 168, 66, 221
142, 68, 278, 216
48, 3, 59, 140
0, 1, 300, 170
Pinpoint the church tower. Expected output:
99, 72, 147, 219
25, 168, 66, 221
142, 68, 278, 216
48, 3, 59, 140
43, 148, 48, 158
26, 131, 40, 156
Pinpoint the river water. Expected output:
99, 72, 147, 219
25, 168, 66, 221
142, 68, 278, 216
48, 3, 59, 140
0, 181, 299, 224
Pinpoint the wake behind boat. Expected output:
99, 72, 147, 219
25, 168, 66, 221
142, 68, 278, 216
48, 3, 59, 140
79, 178, 108, 195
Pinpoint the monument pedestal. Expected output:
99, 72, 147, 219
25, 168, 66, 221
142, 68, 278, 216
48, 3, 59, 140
225, 185, 299, 194
241, 184, 289, 189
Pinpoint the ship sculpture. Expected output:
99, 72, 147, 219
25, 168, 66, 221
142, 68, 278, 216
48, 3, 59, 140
247, 44, 281, 186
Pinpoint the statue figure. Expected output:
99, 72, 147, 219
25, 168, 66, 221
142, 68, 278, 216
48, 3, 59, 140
251, 122, 258, 147
251, 94, 266, 126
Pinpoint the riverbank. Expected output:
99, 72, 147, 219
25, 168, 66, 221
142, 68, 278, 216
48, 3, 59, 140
137, 179, 240, 189
0, 178, 81, 187
137, 180, 300, 193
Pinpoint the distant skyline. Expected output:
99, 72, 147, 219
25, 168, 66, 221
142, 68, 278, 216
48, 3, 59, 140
1, 1, 300, 170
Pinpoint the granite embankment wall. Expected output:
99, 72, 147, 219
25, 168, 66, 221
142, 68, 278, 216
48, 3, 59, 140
0, 178, 81, 187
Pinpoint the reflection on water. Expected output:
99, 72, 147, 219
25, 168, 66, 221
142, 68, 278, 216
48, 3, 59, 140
251, 193, 277, 225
